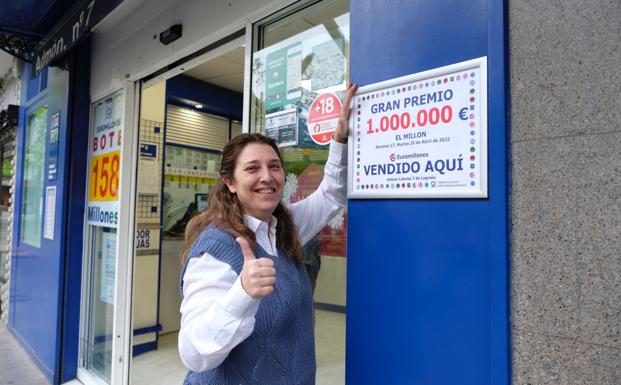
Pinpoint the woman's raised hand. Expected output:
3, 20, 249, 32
333, 83, 358, 143
237, 237, 276, 298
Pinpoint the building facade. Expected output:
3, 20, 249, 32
1, 0, 619, 385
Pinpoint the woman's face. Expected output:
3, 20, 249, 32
224, 143, 285, 222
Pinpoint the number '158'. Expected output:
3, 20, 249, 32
90, 151, 120, 201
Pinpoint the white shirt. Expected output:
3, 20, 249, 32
178, 140, 347, 372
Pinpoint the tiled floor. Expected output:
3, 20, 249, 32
130, 309, 345, 385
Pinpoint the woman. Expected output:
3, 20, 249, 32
178, 84, 357, 385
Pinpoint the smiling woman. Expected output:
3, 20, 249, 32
223, 142, 285, 222
176, 84, 355, 385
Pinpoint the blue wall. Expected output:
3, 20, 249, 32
11, 63, 69, 384
347, 1, 510, 384
166, 74, 243, 121
9, 38, 90, 384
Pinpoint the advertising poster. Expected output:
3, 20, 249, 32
284, 161, 346, 258
254, 21, 350, 149
100, 231, 117, 304
87, 91, 123, 227
138, 143, 160, 193
265, 108, 298, 147
47, 112, 60, 181
349, 57, 488, 198
266, 43, 302, 111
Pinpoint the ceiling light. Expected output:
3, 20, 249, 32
195, 104, 203, 109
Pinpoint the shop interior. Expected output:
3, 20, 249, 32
128, 3, 349, 381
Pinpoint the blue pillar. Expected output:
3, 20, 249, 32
347, 1, 509, 384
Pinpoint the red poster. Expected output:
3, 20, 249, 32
289, 163, 346, 257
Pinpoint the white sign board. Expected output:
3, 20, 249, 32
43, 186, 56, 240
100, 231, 117, 304
87, 91, 124, 226
265, 108, 298, 147
348, 57, 488, 198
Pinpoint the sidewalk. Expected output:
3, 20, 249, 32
0, 324, 49, 385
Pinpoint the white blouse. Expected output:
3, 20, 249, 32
178, 140, 347, 372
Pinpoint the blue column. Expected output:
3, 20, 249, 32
347, 1, 509, 384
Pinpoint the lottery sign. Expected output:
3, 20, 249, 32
87, 91, 124, 226
348, 57, 488, 198
308, 93, 342, 145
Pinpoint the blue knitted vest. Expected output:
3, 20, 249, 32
179, 225, 316, 385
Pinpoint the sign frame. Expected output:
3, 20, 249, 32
348, 57, 488, 199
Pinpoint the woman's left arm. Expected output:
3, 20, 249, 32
289, 84, 357, 245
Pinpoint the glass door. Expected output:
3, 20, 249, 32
79, 83, 139, 385
250, 2, 350, 384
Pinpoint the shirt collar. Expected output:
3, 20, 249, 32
243, 214, 278, 234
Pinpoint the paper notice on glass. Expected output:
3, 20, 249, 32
43, 186, 56, 240
100, 231, 117, 304
286, 43, 302, 101
266, 108, 298, 147
138, 144, 160, 194
266, 43, 302, 111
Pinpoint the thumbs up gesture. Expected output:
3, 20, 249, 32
237, 237, 276, 298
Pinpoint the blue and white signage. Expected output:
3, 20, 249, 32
348, 57, 488, 198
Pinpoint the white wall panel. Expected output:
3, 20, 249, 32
91, 0, 295, 99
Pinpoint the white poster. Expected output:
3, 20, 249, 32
265, 108, 298, 147
137, 143, 160, 193
87, 91, 124, 227
43, 186, 56, 240
100, 231, 117, 304
348, 57, 488, 198
286, 43, 302, 101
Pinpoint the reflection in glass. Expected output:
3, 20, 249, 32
162, 145, 222, 238
251, 0, 350, 135
20, 106, 48, 247
83, 226, 117, 383
251, 2, 350, 384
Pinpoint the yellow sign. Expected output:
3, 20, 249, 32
89, 150, 121, 201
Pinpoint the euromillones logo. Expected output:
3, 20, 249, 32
389, 153, 397, 162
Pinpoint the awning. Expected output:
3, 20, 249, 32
0, 0, 122, 67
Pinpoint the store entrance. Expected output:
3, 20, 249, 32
129, 40, 245, 385
129, 12, 348, 382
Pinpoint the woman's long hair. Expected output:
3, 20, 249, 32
180, 133, 303, 265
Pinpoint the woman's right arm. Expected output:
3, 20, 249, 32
178, 253, 260, 372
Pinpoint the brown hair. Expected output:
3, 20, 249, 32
180, 133, 302, 264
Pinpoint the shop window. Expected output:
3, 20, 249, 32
251, 1, 350, 383
251, 0, 349, 296
162, 145, 221, 237
20, 106, 48, 247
